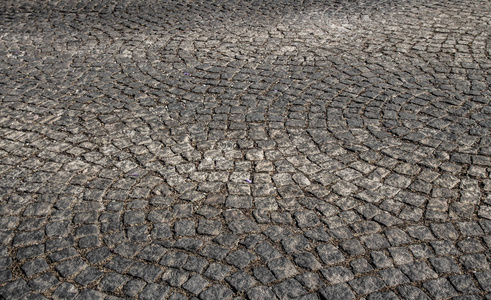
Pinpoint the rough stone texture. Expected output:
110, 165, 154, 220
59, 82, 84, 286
0, 0, 490, 298
139, 283, 170, 300
422, 278, 458, 299
200, 284, 234, 300
319, 283, 355, 300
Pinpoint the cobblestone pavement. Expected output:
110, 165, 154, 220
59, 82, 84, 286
1, 0, 491, 299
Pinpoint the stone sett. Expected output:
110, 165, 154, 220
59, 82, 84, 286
1, 0, 490, 298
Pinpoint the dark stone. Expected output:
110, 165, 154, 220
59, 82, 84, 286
183, 275, 210, 295
397, 285, 430, 300
139, 283, 170, 300
246, 286, 277, 300
52, 282, 79, 300
378, 268, 410, 287
267, 257, 298, 279
319, 283, 355, 300
22, 258, 49, 277
99, 273, 129, 292
321, 266, 354, 284
162, 268, 189, 287
422, 278, 458, 299
74, 267, 104, 285
225, 271, 257, 291
0, 279, 31, 300
123, 279, 146, 297
203, 263, 232, 281
127, 262, 163, 283
28, 273, 60, 292
475, 271, 491, 292
399, 262, 438, 281
253, 267, 276, 284
200, 284, 234, 300
272, 278, 307, 299
449, 275, 480, 294
55, 257, 87, 278
348, 276, 386, 295
317, 244, 345, 265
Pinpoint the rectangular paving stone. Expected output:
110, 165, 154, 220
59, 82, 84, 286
105, 256, 134, 273
137, 244, 166, 262
55, 257, 87, 278
294, 211, 320, 228
28, 273, 60, 292
114, 242, 142, 258
319, 283, 355, 300
228, 219, 259, 234
293, 252, 321, 271
282, 235, 310, 254
350, 258, 374, 274
174, 238, 203, 251
52, 282, 79, 300
422, 278, 458, 299
457, 238, 485, 253
226, 271, 257, 291
317, 244, 345, 265
151, 223, 173, 239
459, 253, 490, 271
267, 257, 298, 279
321, 266, 354, 284
449, 274, 480, 294
12, 230, 44, 247
74, 289, 105, 300
429, 257, 460, 274
247, 286, 277, 300
378, 268, 410, 287
253, 267, 276, 285
174, 220, 196, 236
200, 244, 229, 260
430, 240, 459, 256
16, 244, 45, 261
86, 247, 112, 264
371, 251, 394, 269
399, 262, 438, 281
99, 273, 129, 293
22, 258, 49, 277
272, 278, 308, 299
162, 268, 189, 287
197, 219, 222, 236
409, 243, 433, 259
406, 226, 436, 241
226, 250, 255, 269
182, 274, 210, 295
204, 263, 232, 281
295, 272, 324, 291
200, 284, 234, 300
389, 247, 414, 265
0, 279, 31, 300
128, 262, 162, 283
123, 279, 146, 297
139, 283, 169, 300
183, 256, 209, 273
397, 285, 430, 300
348, 276, 386, 295
255, 242, 282, 262
361, 234, 390, 249
475, 270, 491, 292
74, 267, 104, 286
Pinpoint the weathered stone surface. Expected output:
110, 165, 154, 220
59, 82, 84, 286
1, 0, 490, 298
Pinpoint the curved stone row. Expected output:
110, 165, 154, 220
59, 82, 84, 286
0, 0, 490, 299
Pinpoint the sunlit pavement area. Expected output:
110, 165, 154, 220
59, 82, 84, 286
1, 0, 491, 299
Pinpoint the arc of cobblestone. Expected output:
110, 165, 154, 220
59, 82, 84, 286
1, 0, 491, 299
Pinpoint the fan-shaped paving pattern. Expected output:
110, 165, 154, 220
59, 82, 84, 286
1, 0, 491, 299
